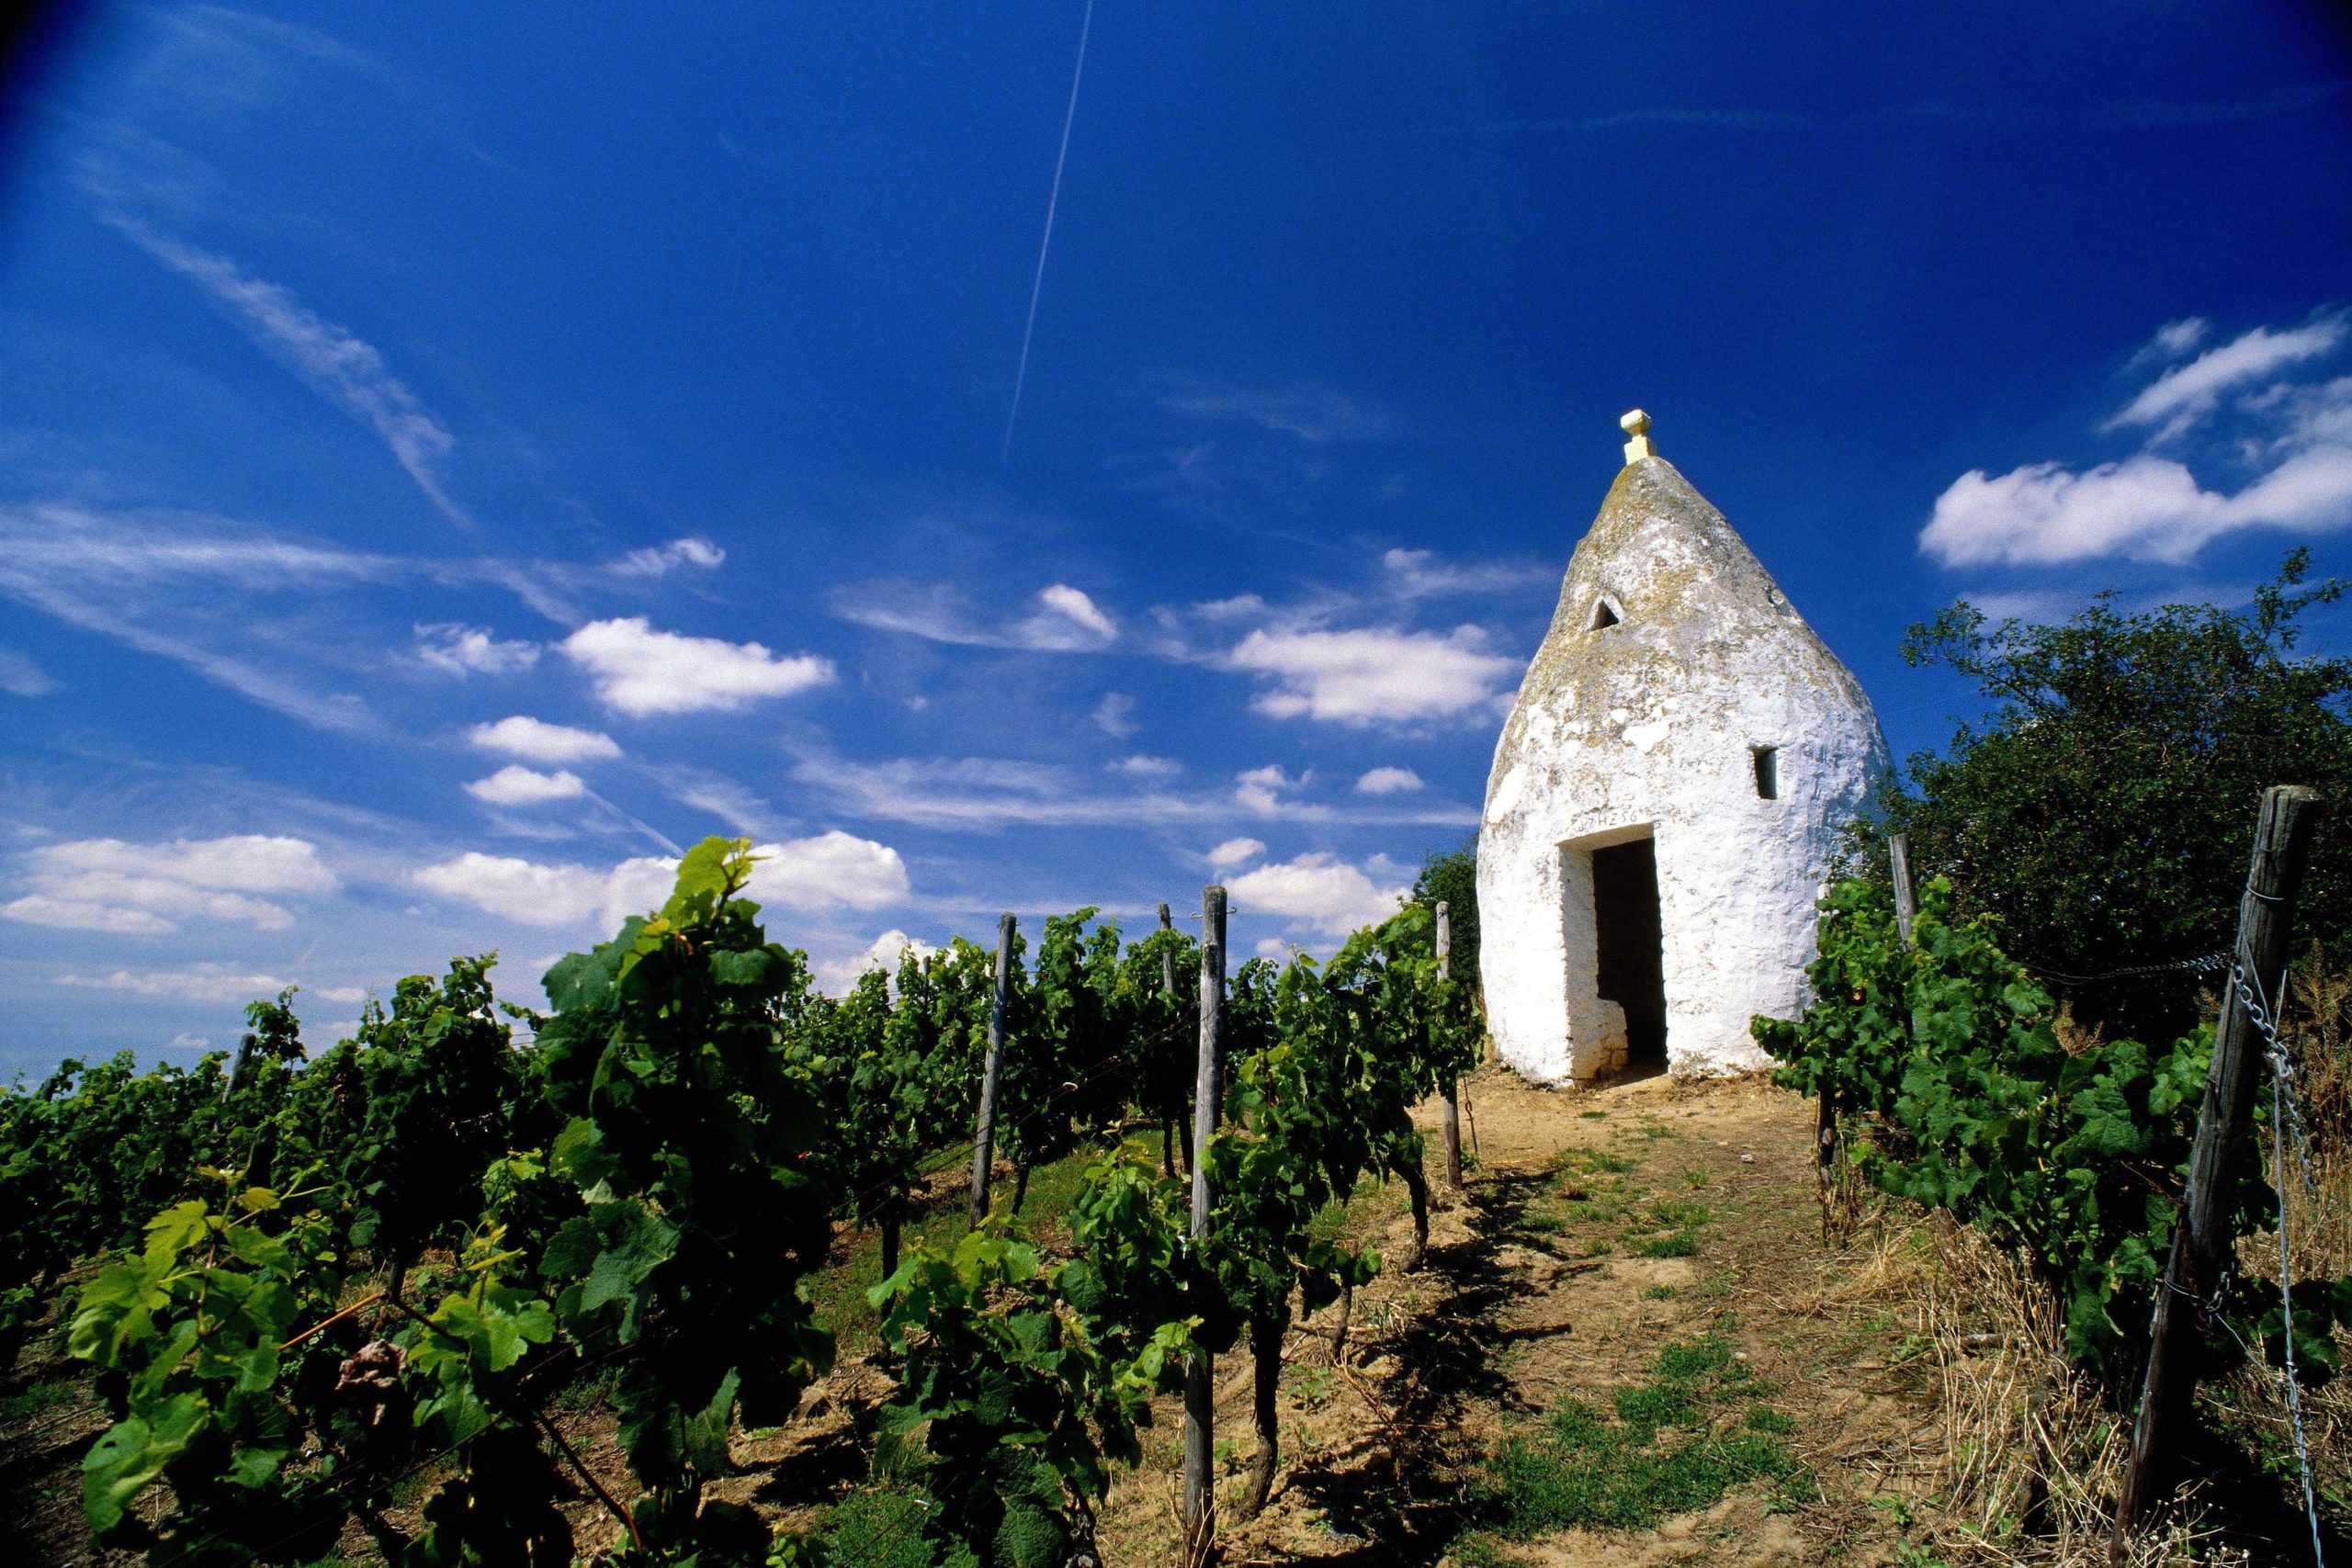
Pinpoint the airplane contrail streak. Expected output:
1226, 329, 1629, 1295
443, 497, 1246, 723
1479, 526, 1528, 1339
1001, 0, 1094, 462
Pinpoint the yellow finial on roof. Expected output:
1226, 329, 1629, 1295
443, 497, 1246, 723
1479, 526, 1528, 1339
1620, 409, 1654, 466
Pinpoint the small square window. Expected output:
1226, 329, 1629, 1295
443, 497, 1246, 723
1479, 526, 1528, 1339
1752, 746, 1780, 800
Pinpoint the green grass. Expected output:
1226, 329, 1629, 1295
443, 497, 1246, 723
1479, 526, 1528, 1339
1453, 1530, 1522, 1568
1555, 1147, 1637, 1175
1640, 1283, 1679, 1301
0, 1379, 75, 1423
1480, 1336, 1803, 1536
1627, 1200, 1710, 1258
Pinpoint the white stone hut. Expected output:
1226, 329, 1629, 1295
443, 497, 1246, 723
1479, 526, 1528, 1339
1477, 414, 1889, 1082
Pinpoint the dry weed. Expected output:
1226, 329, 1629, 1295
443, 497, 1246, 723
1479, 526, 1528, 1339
1908, 1220, 2230, 1566
2206, 946, 2352, 1534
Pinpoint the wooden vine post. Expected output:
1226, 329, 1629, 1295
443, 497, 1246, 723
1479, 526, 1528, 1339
967, 911, 1016, 1229
1182, 885, 1227, 1566
1160, 900, 1189, 1177
1437, 900, 1464, 1190
1889, 832, 1917, 947
2110, 785, 2323, 1557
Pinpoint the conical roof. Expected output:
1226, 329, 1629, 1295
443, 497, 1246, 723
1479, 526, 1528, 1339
1491, 455, 1875, 782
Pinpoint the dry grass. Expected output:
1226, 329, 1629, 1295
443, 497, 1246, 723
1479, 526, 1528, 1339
2205, 948, 2352, 1536
1907, 1220, 2233, 1566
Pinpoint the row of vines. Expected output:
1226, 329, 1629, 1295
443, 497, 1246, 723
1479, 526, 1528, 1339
1752, 874, 2352, 1385
0, 837, 1481, 1568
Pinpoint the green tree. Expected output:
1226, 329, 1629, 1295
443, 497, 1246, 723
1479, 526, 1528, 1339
1411, 835, 1480, 998
1881, 550, 2352, 1032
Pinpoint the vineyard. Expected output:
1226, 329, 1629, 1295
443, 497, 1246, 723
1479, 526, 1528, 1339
0, 837, 1484, 1568
4, 823, 2350, 1566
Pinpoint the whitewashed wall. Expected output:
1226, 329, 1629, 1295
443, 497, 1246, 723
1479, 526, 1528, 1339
1478, 456, 1889, 1082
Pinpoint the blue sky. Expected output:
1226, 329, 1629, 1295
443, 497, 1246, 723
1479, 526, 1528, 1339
3, 3, 2349, 1073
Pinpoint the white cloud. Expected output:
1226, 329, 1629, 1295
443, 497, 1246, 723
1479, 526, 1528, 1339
417, 623, 538, 676
788, 745, 1476, 831
1922, 444, 2352, 568
1227, 625, 1519, 726
611, 536, 725, 577
1207, 836, 1265, 870
1193, 593, 1269, 621
1110, 754, 1181, 778
4, 833, 335, 934
1094, 691, 1139, 737
465, 764, 585, 805
1923, 322, 2352, 568
104, 214, 470, 525
1227, 852, 1408, 937
1253, 936, 1295, 960
814, 929, 937, 997
1355, 766, 1425, 795
0, 504, 397, 733
2128, 317, 2210, 369
54, 964, 290, 1005
833, 581, 1118, 652
413, 852, 639, 928
1235, 764, 1307, 816
0, 648, 56, 696
745, 831, 911, 912
413, 830, 910, 931
1164, 387, 1396, 443
1021, 584, 1116, 648
2106, 318, 2346, 439
560, 617, 835, 716
597, 856, 685, 929
1380, 548, 1550, 599
468, 715, 622, 764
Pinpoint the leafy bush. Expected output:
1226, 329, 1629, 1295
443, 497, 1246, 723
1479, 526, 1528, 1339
1754, 875, 2261, 1372
537, 838, 838, 1562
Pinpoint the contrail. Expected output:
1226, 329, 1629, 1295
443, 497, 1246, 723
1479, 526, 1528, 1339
1001, 0, 1095, 462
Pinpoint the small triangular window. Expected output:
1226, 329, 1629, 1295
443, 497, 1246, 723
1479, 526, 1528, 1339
1589, 596, 1622, 631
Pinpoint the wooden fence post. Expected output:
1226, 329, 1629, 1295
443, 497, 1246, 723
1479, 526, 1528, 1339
2109, 785, 2323, 1558
1890, 833, 1917, 947
967, 912, 1016, 1230
1182, 886, 1227, 1564
1438, 901, 1464, 1190
1160, 901, 1177, 995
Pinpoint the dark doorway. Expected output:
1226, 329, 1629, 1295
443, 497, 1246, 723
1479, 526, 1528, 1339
1592, 837, 1668, 1071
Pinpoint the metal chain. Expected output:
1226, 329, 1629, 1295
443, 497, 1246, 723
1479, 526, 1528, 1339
2231, 957, 2327, 1567
2017, 950, 2231, 986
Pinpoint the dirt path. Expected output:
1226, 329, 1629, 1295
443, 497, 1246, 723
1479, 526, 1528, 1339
1090, 1066, 1946, 1567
